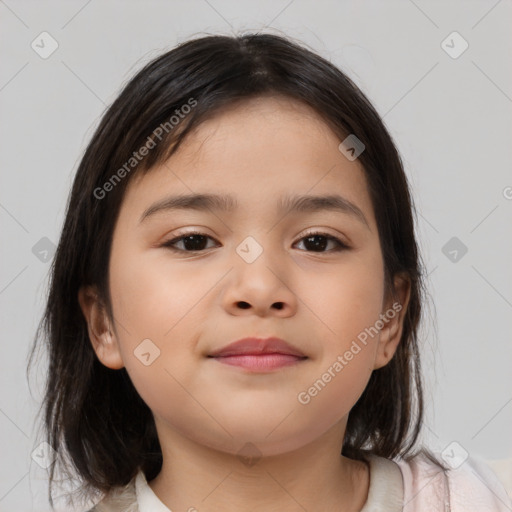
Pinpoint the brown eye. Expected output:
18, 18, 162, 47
162, 232, 218, 252
161, 230, 349, 254
293, 232, 349, 253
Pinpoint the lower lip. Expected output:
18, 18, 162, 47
211, 354, 305, 371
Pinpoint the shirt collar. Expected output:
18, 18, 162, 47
135, 471, 172, 512
134, 454, 404, 512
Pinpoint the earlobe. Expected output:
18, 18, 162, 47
373, 274, 411, 370
77, 285, 124, 370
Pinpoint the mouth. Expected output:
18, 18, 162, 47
207, 337, 308, 372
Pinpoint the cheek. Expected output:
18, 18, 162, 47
107, 250, 215, 402
296, 249, 384, 411
309, 247, 385, 347
109, 250, 213, 341
294, 356, 373, 443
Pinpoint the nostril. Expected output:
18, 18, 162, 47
237, 301, 251, 309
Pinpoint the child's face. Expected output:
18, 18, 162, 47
81, 95, 409, 457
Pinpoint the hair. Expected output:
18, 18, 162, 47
27, 31, 447, 509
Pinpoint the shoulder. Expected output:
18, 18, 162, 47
393, 449, 512, 512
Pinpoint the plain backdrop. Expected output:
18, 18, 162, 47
1, 0, 511, 510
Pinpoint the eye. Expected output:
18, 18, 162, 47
293, 231, 349, 253
161, 231, 219, 252
161, 230, 350, 253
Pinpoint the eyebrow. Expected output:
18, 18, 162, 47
139, 192, 370, 229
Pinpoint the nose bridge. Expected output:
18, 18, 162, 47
229, 205, 281, 263
233, 232, 285, 285
222, 231, 296, 315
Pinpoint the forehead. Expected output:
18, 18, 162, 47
186, 95, 341, 161
120, 96, 375, 229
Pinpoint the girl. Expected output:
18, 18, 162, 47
28, 33, 511, 512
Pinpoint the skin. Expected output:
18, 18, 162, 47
79, 95, 410, 512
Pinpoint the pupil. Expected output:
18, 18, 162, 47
184, 235, 207, 250
305, 235, 327, 251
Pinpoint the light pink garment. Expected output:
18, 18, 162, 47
395, 451, 512, 512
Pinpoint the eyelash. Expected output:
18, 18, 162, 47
161, 230, 350, 254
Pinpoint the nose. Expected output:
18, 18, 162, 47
222, 256, 298, 318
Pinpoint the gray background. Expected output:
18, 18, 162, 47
1, 0, 511, 510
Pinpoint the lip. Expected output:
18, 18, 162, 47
208, 337, 307, 372
208, 337, 306, 358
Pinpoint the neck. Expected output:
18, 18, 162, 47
148, 419, 370, 512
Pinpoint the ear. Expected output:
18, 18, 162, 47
78, 285, 124, 370
373, 273, 411, 370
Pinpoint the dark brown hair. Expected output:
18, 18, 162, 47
27, 32, 446, 509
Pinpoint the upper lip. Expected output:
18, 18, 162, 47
208, 337, 306, 358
